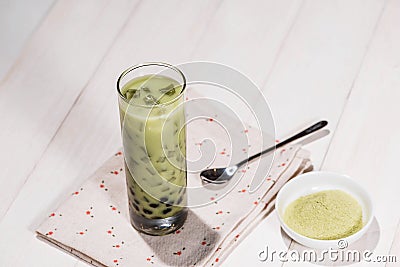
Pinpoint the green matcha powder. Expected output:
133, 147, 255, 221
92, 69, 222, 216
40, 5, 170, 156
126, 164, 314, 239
283, 190, 363, 240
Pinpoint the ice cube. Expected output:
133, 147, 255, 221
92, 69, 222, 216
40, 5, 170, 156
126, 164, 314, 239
125, 89, 137, 100
143, 94, 159, 105
159, 84, 175, 96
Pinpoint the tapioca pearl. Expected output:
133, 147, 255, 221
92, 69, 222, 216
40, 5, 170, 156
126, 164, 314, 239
149, 203, 159, 208
131, 202, 140, 212
133, 198, 140, 205
143, 209, 153, 215
162, 208, 172, 215
160, 197, 168, 203
143, 196, 150, 203
129, 187, 135, 196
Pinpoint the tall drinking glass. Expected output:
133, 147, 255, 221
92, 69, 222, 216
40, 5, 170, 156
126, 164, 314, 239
117, 63, 187, 235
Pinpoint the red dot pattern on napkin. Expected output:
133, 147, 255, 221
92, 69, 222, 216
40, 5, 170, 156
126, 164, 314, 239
42, 143, 296, 267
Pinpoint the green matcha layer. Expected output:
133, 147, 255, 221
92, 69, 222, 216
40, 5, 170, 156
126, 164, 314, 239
118, 75, 186, 219
283, 190, 363, 240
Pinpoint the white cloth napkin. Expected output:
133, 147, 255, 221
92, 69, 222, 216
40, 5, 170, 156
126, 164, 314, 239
36, 131, 311, 267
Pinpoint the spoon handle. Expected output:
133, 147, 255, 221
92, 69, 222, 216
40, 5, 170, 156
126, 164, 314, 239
236, 120, 328, 167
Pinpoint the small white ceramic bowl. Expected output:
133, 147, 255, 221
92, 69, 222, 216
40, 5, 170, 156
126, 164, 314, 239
276, 171, 374, 249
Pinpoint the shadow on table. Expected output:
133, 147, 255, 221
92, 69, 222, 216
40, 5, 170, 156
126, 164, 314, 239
139, 209, 219, 266
280, 217, 381, 266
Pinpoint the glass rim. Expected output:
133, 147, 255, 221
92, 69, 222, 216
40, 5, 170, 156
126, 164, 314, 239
116, 62, 186, 108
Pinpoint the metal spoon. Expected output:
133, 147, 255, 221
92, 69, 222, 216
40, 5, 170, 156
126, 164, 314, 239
200, 120, 328, 184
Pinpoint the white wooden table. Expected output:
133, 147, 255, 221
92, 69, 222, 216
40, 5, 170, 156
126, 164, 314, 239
0, 0, 399, 266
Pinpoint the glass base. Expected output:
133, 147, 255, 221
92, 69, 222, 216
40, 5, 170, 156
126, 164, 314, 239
129, 208, 188, 236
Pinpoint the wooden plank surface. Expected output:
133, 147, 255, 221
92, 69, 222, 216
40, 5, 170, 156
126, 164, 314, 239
286, 0, 400, 266
0, 0, 141, 220
387, 220, 400, 267
227, 0, 387, 266
320, 0, 400, 262
0, 0, 302, 265
0, 0, 399, 266
0, 0, 56, 81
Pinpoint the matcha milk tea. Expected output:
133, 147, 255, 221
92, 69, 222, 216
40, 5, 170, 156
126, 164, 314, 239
116, 63, 187, 235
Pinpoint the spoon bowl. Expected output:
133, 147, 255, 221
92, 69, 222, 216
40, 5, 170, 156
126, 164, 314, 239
200, 166, 238, 184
